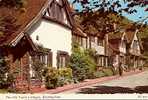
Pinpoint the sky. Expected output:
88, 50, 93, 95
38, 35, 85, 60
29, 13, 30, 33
69, 0, 148, 24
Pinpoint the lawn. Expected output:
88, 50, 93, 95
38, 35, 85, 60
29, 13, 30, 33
0, 89, 8, 93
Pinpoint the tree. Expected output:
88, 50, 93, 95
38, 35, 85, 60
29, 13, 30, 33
72, 0, 147, 33
70, 43, 96, 81
0, 0, 27, 8
72, 0, 148, 13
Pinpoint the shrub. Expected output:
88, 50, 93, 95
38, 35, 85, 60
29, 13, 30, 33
0, 57, 10, 88
102, 68, 114, 76
70, 43, 96, 81
94, 67, 115, 78
94, 71, 106, 78
58, 67, 73, 86
0, 0, 27, 8
44, 67, 73, 89
44, 67, 59, 89
32, 59, 45, 81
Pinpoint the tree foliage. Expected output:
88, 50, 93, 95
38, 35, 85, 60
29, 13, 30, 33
70, 43, 96, 81
0, 16, 20, 43
0, 56, 12, 88
72, 0, 148, 13
0, 0, 27, 8
72, 0, 148, 34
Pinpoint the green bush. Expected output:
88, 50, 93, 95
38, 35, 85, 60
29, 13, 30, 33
102, 68, 114, 76
58, 67, 73, 86
0, 57, 11, 88
44, 67, 59, 89
94, 71, 106, 78
0, 0, 27, 8
44, 67, 73, 89
32, 59, 45, 81
70, 43, 96, 81
94, 67, 115, 78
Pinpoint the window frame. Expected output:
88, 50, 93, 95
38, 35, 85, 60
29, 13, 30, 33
57, 51, 69, 68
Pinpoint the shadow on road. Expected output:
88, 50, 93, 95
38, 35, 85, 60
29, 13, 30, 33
77, 85, 148, 94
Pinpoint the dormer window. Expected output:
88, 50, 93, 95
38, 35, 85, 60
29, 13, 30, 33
36, 35, 39, 41
133, 40, 138, 49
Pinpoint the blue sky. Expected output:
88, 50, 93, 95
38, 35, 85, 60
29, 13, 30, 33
69, 0, 148, 23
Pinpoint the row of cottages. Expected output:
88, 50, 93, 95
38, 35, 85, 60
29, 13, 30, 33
72, 28, 109, 67
0, 0, 81, 92
72, 12, 145, 70
108, 29, 145, 70
72, 13, 110, 68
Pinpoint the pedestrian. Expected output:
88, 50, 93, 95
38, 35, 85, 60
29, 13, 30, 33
119, 62, 123, 76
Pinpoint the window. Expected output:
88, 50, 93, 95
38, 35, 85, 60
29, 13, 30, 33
36, 35, 39, 41
82, 38, 87, 48
97, 56, 104, 67
89, 36, 95, 48
90, 36, 95, 42
133, 40, 138, 49
50, 3, 56, 18
98, 38, 103, 46
57, 51, 69, 68
29, 66, 35, 79
29, 56, 36, 79
97, 57, 102, 66
47, 51, 53, 67
39, 54, 48, 66
59, 56, 66, 68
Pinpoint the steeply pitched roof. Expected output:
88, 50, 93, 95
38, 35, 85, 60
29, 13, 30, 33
72, 26, 87, 37
108, 32, 128, 54
108, 32, 124, 40
0, 0, 76, 46
56, 1, 87, 37
125, 30, 135, 43
108, 43, 120, 56
126, 30, 144, 51
0, 0, 49, 46
43, 0, 74, 29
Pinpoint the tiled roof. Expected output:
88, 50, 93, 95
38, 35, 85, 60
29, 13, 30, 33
0, 0, 84, 46
0, 0, 48, 46
125, 30, 135, 43
108, 32, 124, 40
125, 30, 143, 50
108, 43, 120, 56
72, 26, 87, 37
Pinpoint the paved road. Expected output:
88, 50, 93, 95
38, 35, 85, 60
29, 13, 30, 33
59, 71, 148, 94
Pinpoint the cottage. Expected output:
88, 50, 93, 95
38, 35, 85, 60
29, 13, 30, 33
72, 14, 109, 67
27, 0, 74, 68
126, 29, 144, 70
108, 32, 128, 69
0, 0, 75, 92
72, 24, 88, 49
108, 29, 144, 70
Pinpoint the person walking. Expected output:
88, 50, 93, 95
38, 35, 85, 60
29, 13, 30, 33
119, 62, 123, 76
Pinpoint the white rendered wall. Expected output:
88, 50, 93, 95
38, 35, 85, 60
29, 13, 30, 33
119, 33, 126, 54
130, 33, 141, 55
91, 42, 105, 55
28, 19, 72, 67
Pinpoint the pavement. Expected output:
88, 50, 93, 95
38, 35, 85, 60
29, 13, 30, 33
59, 70, 148, 94
38, 69, 147, 94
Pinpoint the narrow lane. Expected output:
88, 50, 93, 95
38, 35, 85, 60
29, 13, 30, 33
59, 71, 148, 94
